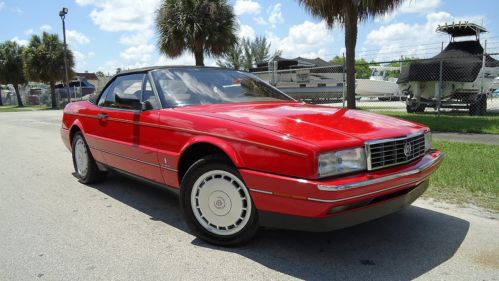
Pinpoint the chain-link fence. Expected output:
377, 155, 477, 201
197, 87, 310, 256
253, 50, 499, 116
0, 81, 99, 108
252, 65, 345, 104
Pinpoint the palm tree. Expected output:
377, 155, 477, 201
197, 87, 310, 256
0, 41, 27, 107
298, 0, 404, 109
155, 0, 238, 66
23, 32, 74, 109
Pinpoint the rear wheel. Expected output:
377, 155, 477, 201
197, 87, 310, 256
180, 156, 259, 246
72, 132, 107, 184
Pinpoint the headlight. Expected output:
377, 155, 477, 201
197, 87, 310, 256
318, 148, 366, 178
424, 131, 432, 151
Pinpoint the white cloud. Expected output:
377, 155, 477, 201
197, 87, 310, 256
253, 16, 267, 25
238, 24, 256, 39
25, 29, 34, 35
73, 50, 86, 64
120, 44, 155, 62
119, 29, 154, 45
67, 30, 90, 45
76, 0, 161, 68
157, 53, 194, 66
365, 12, 485, 61
399, 0, 442, 14
97, 60, 120, 74
39, 25, 52, 32
11, 37, 28, 46
12, 6, 22, 14
234, 0, 261, 16
73, 51, 97, 71
265, 20, 334, 59
267, 3, 284, 27
157, 53, 216, 67
379, 0, 442, 23
253, 3, 284, 27
76, 0, 160, 32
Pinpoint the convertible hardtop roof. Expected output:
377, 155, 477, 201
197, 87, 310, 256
114, 65, 227, 76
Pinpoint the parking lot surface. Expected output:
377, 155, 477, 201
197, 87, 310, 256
0, 110, 498, 280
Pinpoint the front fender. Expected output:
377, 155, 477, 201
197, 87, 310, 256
180, 135, 244, 167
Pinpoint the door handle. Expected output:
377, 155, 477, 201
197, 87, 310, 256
97, 113, 108, 120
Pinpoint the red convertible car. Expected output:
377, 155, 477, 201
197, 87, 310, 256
61, 66, 444, 245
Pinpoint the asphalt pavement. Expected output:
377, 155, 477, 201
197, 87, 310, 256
0, 110, 498, 281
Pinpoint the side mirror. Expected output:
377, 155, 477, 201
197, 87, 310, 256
115, 93, 142, 110
141, 100, 153, 111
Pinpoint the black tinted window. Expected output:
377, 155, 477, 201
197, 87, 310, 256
151, 68, 293, 107
101, 74, 144, 108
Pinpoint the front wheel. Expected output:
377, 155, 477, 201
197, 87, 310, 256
180, 156, 259, 246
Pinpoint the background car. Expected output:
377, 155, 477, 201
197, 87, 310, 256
56, 80, 96, 99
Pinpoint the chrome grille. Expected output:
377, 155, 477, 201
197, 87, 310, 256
366, 133, 426, 170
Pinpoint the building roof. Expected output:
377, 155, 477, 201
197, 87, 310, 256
75, 72, 99, 80
255, 56, 334, 68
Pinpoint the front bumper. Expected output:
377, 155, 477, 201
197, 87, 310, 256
258, 179, 429, 232
240, 149, 443, 220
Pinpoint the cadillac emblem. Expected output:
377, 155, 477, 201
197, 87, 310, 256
404, 143, 412, 157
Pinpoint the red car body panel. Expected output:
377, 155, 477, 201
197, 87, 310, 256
62, 98, 442, 229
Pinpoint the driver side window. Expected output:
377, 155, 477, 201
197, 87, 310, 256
99, 73, 145, 109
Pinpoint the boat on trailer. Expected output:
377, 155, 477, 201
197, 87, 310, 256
398, 22, 499, 115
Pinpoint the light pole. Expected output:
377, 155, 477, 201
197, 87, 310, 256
59, 7, 70, 104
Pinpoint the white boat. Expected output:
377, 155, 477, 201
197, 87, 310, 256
356, 66, 401, 100
251, 57, 345, 103
490, 77, 499, 92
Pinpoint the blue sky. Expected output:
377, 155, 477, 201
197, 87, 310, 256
1, 0, 498, 74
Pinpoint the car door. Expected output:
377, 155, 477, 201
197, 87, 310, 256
95, 73, 164, 183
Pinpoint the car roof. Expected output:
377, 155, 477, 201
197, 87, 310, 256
112, 65, 237, 79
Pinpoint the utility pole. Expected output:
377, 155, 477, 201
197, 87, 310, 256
59, 7, 70, 104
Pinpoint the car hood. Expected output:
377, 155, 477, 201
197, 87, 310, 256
178, 102, 426, 150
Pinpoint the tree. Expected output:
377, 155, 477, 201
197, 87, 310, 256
95, 71, 105, 77
216, 43, 243, 69
0, 41, 27, 107
156, 0, 238, 66
298, 0, 404, 109
250, 36, 271, 65
216, 36, 282, 70
23, 32, 75, 109
330, 56, 374, 79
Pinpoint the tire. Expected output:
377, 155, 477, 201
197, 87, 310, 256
180, 155, 259, 246
469, 94, 487, 116
72, 132, 107, 184
406, 101, 425, 113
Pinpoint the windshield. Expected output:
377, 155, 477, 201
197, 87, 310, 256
151, 68, 294, 107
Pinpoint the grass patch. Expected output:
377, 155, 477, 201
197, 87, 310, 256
0, 105, 49, 112
379, 111, 499, 134
425, 140, 499, 211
